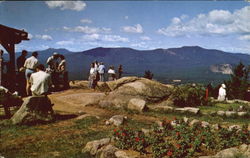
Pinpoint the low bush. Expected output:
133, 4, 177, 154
171, 84, 210, 107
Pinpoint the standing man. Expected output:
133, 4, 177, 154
118, 65, 123, 79
30, 64, 52, 96
16, 50, 28, 96
46, 52, 59, 90
17, 50, 28, 71
23, 51, 39, 96
98, 62, 105, 82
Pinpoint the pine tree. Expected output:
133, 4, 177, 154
226, 62, 249, 99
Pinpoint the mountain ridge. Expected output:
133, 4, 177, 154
5, 46, 250, 84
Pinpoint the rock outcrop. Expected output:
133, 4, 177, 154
11, 96, 54, 125
99, 77, 172, 108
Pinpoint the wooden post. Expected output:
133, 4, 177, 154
0, 50, 2, 86
9, 43, 16, 92
1, 43, 16, 92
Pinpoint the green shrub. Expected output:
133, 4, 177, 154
171, 84, 209, 107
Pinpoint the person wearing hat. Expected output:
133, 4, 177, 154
46, 52, 59, 90
23, 51, 39, 96
47, 52, 59, 72
218, 84, 227, 101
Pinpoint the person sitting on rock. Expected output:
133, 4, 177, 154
0, 86, 22, 117
30, 64, 52, 96
217, 84, 226, 101
108, 66, 116, 81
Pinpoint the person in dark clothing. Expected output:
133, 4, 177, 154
17, 50, 28, 71
118, 65, 123, 79
16, 50, 28, 96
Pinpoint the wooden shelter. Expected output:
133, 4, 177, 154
0, 24, 29, 91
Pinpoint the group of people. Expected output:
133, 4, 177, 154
0, 49, 69, 97
88, 61, 123, 89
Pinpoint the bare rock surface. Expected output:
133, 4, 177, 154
99, 77, 172, 108
57, 92, 105, 107
127, 98, 146, 112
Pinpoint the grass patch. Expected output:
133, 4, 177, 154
200, 102, 247, 114
0, 116, 111, 158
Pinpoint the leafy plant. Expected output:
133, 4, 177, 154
171, 84, 209, 107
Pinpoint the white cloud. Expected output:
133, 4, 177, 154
80, 19, 92, 24
122, 24, 143, 33
239, 35, 250, 41
157, 6, 250, 39
124, 16, 129, 20
56, 40, 74, 45
83, 34, 100, 41
140, 36, 151, 41
82, 34, 129, 42
45, 1, 86, 11
131, 42, 148, 49
102, 35, 129, 42
63, 26, 111, 34
35, 34, 53, 40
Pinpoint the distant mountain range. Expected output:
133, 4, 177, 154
5, 46, 250, 84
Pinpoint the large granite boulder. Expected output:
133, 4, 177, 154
11, 95, 54, 125
99, 77, 173, 108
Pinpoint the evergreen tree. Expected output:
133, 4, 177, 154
226, 62, 249, 100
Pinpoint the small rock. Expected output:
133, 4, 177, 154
141, 128, 151, 136
109, 115, 127, 126
82, 138, 111, 155
183, 117, 189, 123
239, 144, 248, 153
115, 150, 130, 158
99, 144, 118, 158
217, 111, 225, 116
105, 120, 111, 125
215, 147, 240, 158
175, 108, 186, 113
127, 98, 146, 112
184, 107, 200, 114
228, 125, 241, 131
211, 124, 220, 130
171, 120, 178, 127
189, 119, 200, 126
155, 120, 163, 127
225, 111, 237, 117
201, 121, 210, 128
238, 112, 248, 117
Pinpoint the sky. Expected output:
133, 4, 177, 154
0, 0, 250, 54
